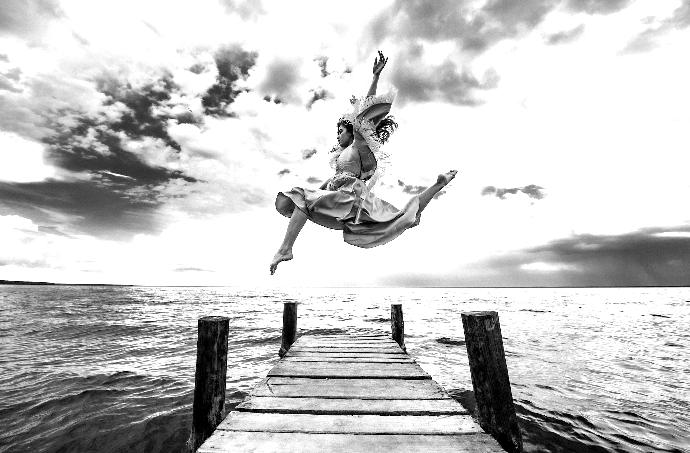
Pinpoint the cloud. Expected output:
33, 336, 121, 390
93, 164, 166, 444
173, 267, 214, 272
392, 44, 497, 106
218, 0, 265, 21
485, 227, 690, 286
0, 179, 169, 239
397, 179, 426, 195
0, 0, 64, 41
314, 56, 329, 78
565, 0, 632, 15
624, 2, 690, 53
364, 0, 636, 103
202, 45, 258, 116
0, 67, 22, 92
545, 24, 586, 45
258, 58, 303, 104
306, 88, 332, 110
302, 149, 317, 159
370, 0, 635, 51
482, 184, 545, 200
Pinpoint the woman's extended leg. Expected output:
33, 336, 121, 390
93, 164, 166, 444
270, 208, 308, 275
413, 170, 458, 226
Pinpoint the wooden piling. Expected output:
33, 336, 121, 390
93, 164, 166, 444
188, 316, 230, 452
390, 304, 406, 352
279, 302, 297, 358
461, 311, 523, 453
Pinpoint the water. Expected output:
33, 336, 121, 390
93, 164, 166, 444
0, 286, 688, 453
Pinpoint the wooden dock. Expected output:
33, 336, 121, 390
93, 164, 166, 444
197, 332, 505, 452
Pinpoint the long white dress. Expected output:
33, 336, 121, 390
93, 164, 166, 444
274, 93, 419, 248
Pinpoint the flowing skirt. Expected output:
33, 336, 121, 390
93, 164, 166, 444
275, 176, 419, 248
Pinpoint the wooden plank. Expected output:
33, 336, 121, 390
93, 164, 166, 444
268, 362, 430, 379
288, 347, 403, 354
282, 356, 414, 363
250, 378, 450, 399
296, 337, 396, 342
302, 334, 390, 339
295, 342, 399, 348
236, 396, 468, 415
198, 432, 504, 453
285, 351, 411, 360
216, 412, 483, 435
294, 341, 399, 346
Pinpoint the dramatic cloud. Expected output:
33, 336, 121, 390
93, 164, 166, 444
202, 45, 257, 116
365, 0, 636, 105
487, 227, 690, 286
545, 25, 586, 45
370, 0, 635, 51
482, 184, 545, 200
392, 44, 497, 106
0, 179, 168, 239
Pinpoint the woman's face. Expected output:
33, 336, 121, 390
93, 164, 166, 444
337, 124, 353, 148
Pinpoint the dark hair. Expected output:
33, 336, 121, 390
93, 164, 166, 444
337, 116, 398, 144
375, 116, 398, 144
337, 119, 354, 135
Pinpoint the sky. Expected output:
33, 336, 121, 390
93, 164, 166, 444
1, 0, 689, 287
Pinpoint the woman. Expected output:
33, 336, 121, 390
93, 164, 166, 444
271, 51, 457, 275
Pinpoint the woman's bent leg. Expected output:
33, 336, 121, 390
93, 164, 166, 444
270, 208, 308, 275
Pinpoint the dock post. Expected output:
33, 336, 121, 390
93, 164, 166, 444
188, 316, 229, 452
391, 303, 406, 352
461, 311, 523, 453
278, 302, 297, 357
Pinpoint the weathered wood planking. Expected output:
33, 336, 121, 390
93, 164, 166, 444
287, 347, 403, 354
236, 396, 468, 415
197, 333, 504, 452
198, 432, 505, 453
250, 377, 452, 399
216, 412, 482, 434
268, 362, 430, 379
282, 356, 414, 363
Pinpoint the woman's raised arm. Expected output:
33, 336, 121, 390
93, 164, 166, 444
366, 50, 388, 97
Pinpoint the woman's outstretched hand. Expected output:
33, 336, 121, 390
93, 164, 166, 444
373, 50, 388, 76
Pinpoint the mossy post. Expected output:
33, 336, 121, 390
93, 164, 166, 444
391, 303, 406, 352
461, 311, 523, 453
188, 316, 229, 452
279, 302, 297, 357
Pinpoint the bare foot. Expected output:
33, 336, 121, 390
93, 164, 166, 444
437, 169, 458, 186
270, 249, 293, 275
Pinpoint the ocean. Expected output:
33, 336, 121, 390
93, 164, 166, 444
0, 286, 688, 452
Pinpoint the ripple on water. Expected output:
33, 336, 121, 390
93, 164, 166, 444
0, 286, 688, 453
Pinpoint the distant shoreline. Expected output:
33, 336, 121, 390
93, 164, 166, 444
0, 280, 131, 286
0, 280, 687, 288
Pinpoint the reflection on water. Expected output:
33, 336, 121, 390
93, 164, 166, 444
0, 286, 688, 452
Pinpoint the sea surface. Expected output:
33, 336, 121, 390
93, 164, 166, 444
0, 286, 688, 453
